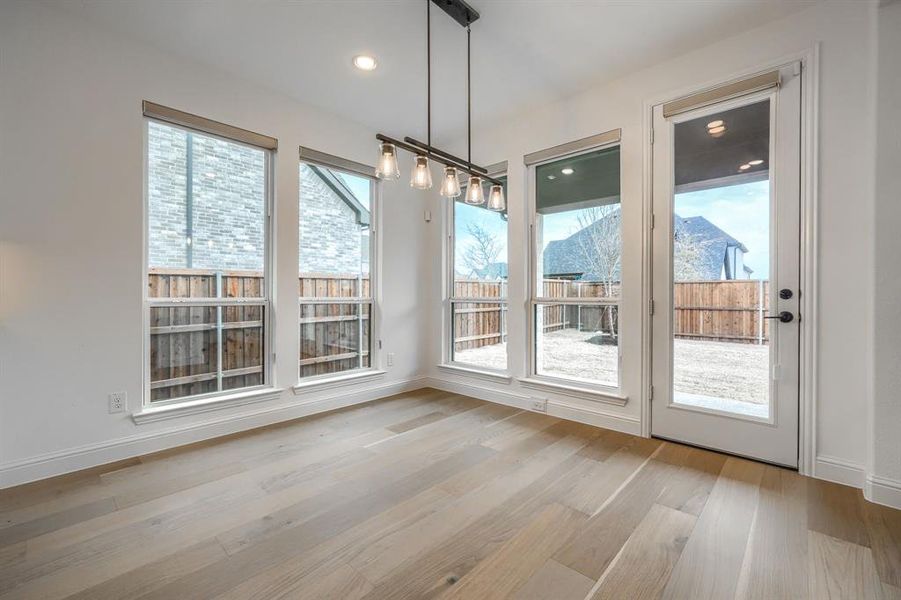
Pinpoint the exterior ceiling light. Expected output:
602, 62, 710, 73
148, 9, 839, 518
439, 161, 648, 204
561, 168, 574, 175
374, 0, 503, 194
749, 159, 764, 165
706, 120, 724, 129
708, 125, 726, 137
739, 163, 751, 171
547, 175, 556, 180
353, 55, 378, 71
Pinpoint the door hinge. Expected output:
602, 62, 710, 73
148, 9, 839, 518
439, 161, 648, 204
649, 385, 655, 402
649, 299, 655, 316
650, 127, 655, 145
650, 213, 656, 230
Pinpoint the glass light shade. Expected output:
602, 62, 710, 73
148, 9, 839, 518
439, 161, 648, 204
410, 154, 433, 189
487, 184, 505, 211
440, 166, 462, 198
375, 142, 400, 180
465, 175, 484, 205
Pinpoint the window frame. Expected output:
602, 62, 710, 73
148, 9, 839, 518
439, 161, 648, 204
142, 114, 276, 409
526, 135, 624, 394
443, 163, 510, 377
296, 147, 381, 385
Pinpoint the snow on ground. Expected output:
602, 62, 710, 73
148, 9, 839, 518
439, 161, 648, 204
454, 328, 769, 406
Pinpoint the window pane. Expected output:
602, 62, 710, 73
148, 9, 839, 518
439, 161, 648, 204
299, 303, 370, 378
534, 146, 621, 387
146, 119, 268, 404
452, 177, 508, 370
671, 100, 771, 418
451, 302, 506, 370
534, 303, 619, 386
299, 163, 370, 281
299, 163, 374, 380
147, 121, 266, 277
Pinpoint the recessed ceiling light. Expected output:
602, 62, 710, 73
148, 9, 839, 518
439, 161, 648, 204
739, 163, 751, 171
547, 175, 556, 180
706, 120, 724, 129
748, 159, 764, 166
353, 55, 378, 71
561, 168, 574, 175
708, 125, 726, 136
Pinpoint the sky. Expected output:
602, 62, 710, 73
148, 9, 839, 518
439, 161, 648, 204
337, 172, 371, 211
454, 200, 508, 273
675, 179, 770, 279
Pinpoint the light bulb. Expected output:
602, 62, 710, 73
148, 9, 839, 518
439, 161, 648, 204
410, 155, 433, 189
465, 175, 484, 205
440, 166, 461, 198
487, 184, 505, 212
375, 142, 400, 180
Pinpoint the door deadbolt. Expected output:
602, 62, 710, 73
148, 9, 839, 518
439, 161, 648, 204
779, 288, 793, 300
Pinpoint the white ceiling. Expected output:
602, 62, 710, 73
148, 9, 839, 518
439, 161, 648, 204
49, 0, 817, 140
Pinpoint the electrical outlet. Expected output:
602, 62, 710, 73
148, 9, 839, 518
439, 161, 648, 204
387, 352, 395, 367
108, 391, 126, 414
530, 397, 547, 413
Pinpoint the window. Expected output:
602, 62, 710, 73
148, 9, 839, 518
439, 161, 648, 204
144, 106, 274, 405
298, 153, 376, 379
448, 175, 508, 372
530, 143, 621, 389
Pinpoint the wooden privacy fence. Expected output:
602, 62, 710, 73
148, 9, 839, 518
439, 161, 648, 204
147, 269, 371, 400
452, 278, 768, 353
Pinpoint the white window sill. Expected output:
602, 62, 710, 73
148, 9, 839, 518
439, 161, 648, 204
437, 363, 513, 384
518, 377, 628, 406
292, 369, 386, 395
133, 387, 284, 424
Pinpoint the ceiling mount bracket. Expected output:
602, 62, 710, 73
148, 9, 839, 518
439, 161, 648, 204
431, 0, 480, 27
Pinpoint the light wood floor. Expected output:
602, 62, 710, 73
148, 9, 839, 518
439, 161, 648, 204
1, 389, 899, 600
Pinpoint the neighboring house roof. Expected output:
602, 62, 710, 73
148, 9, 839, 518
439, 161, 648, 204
309, 164, 370, 226
470, 262, 508, 280
676, 215, 749, 280
543, 210, 749, 281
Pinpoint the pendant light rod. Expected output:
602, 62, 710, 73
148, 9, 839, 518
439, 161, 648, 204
467, 24, 471, 170
377, 133, 501, 185
426, 0, 431, 151
403, 137, 487, 174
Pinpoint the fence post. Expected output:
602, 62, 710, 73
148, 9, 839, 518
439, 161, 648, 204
577, 281, 582, 332
215, 271, 223, 391
757, 279, 764, 345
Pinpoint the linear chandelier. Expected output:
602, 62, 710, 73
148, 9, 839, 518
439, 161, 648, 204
375, 0, 505, 211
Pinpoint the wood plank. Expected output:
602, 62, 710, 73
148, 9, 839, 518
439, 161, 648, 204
808, 478, 871, 547
387, 411, 449, 434
590, 503, 697, 600
512, 559, 594, 600
808, 530, 884, 599
735, 466, 809, 600
661, 457, 765, 600
860, 495, 901, 587
439, 503, 587, 600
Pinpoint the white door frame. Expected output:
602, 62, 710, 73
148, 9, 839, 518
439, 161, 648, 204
639, 47, 820, 475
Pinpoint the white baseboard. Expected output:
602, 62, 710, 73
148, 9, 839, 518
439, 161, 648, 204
0, 376, 429, 490
865, 474, 901, 509
814, 455, 866, 489
423, 376, 642, 436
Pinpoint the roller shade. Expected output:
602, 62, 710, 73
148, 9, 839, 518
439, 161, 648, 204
299, 146, 374, 180
143, 101, 278, 150
663, 71, 780, 119
525, 129, 621, 167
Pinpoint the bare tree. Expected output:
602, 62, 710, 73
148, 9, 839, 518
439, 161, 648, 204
462, 222, 501, 279
673, 219, 714, 282
573, 205, 621, 339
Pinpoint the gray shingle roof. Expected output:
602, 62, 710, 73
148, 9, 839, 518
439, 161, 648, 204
542, 210, 747, 281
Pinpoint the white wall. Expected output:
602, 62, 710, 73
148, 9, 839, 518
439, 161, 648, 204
429, 1, 878, 480
870, 0, 901, 506
0, 1, 433, 486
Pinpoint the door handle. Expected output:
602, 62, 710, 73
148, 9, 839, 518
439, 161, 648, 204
764, 311, 794, 323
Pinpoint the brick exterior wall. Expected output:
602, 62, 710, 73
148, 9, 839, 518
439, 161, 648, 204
147, 122, 366, 275
298, 163, 365, 275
